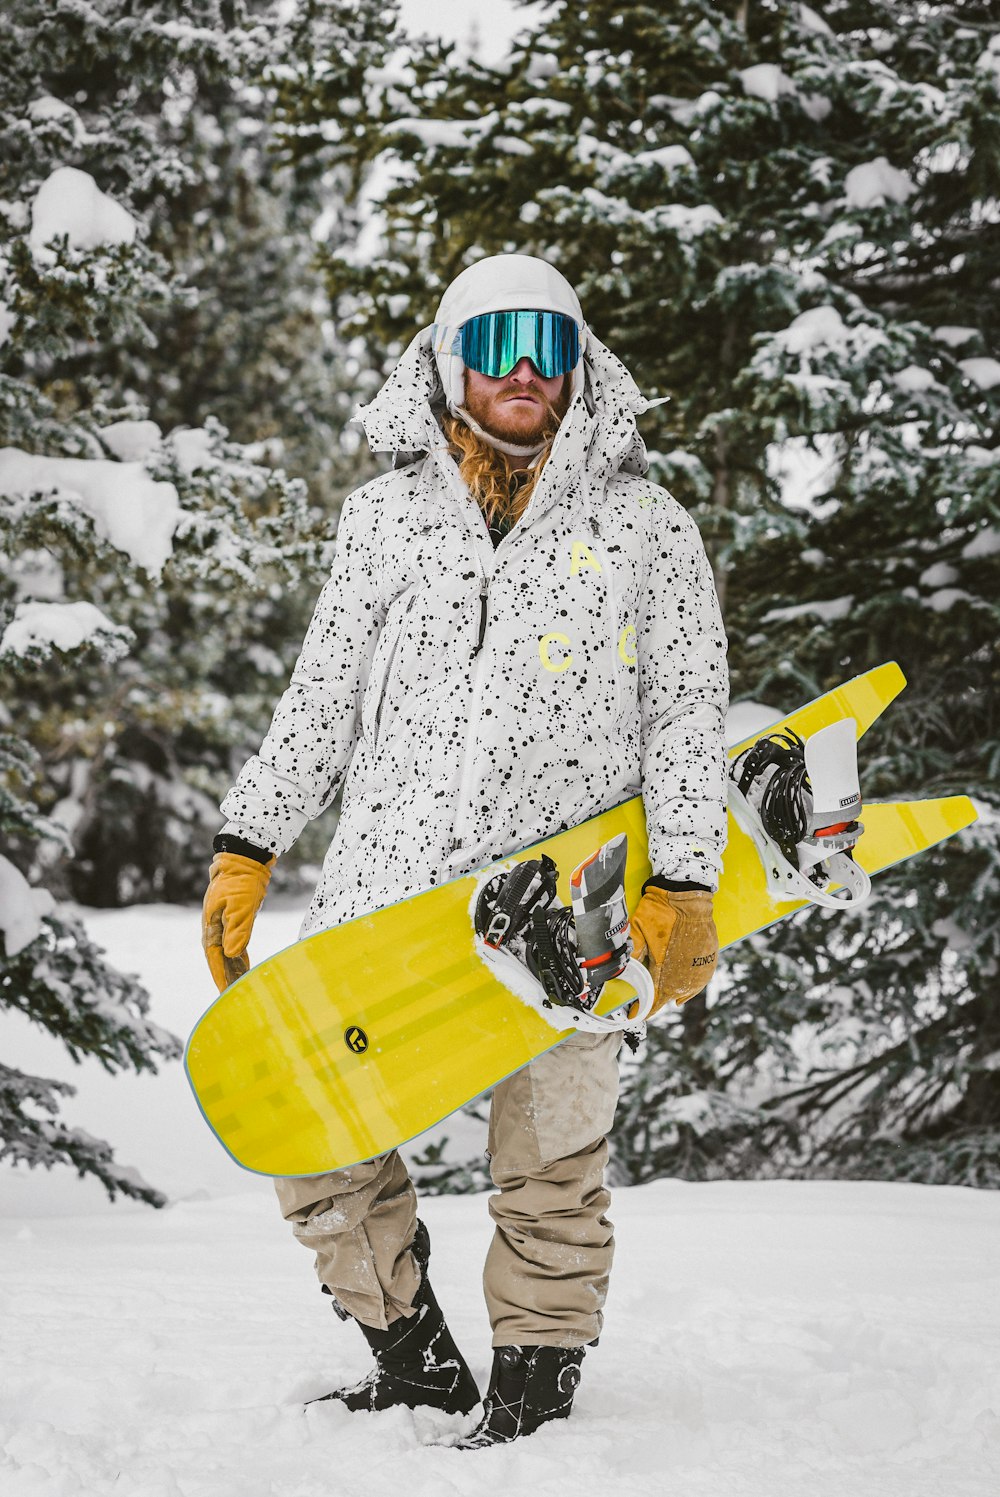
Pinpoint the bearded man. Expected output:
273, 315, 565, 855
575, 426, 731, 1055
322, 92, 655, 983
202, 253, 729, 1447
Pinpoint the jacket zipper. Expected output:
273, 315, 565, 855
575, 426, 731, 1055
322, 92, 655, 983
471, 578, 488, 657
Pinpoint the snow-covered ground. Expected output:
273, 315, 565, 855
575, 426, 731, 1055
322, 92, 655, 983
3, 906, 999, 1493
3, 1182, 999, 1495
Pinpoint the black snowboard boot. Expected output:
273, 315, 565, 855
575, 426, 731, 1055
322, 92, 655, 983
453, 1343, 586, 1448
309, 1219, 480, 1417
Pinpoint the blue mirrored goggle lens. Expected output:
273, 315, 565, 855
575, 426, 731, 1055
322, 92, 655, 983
460, 310, 580, 380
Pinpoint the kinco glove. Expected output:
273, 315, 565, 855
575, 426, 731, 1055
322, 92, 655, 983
202, 838, 276, 992
629, 884, 719, 1016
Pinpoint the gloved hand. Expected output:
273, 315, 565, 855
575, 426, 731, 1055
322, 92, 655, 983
202, 846, 276, 992
630, 884, 718, 1015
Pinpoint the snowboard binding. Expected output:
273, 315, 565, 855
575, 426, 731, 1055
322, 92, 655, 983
728, 717, 871, 908
473, 833, 654, 1034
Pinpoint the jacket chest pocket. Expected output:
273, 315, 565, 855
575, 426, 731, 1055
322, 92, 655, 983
361, 588, 418, 753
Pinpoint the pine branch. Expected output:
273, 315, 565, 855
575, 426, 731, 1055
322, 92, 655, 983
0, 1061, 166, 1207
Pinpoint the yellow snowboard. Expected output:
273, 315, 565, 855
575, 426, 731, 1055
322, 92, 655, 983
185, 663, 977, 1176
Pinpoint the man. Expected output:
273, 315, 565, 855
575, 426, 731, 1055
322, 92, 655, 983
202, 254, 728, 1446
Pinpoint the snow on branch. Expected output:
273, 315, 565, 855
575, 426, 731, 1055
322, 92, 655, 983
0, 449, 181, 576
28, 167, 138, 261
1, 600, 133, 663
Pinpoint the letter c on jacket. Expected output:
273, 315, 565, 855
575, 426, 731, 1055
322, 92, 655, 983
619, 624, 637, 665
539, 631, 573, 673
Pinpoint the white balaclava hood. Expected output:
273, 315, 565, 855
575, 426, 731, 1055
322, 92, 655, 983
431, 253, 587, 459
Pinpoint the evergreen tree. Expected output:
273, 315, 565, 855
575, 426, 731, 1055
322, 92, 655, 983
317, 0, 999, 1187
0, 1, 364, 907
1, 733, 179, 1206
109, 2, 378, 516
0, 0, 341, 1196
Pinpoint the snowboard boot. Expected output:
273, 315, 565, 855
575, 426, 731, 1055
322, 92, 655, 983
453, 1343, 586, 1448
309, 1219, 480, 1417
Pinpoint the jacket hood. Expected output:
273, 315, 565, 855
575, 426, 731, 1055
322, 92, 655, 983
353, 324, 666, 482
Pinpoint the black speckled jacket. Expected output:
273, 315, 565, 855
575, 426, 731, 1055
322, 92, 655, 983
221, 326, 729, 937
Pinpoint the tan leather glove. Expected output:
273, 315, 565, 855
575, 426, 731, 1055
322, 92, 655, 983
202, 850, 276, 992
630, 886, 719, 1016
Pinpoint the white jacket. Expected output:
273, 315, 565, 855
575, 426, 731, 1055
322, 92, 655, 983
220, 327, 729, 937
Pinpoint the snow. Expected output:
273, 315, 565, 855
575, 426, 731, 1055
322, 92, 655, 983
0, 448, 181, 576
764, 597, 854, 624
738, 64, 797, 102
169, 426, 222, 477
396, 0, 532, 64
933, 326, 978, 348
0, 855, 54, 958
3, 905, 1000, 1489
976, 35, 1000, 84
100, 420, 163, 464
29, 166, 138, 259
516, 97, 572, 118
1, 599, 131, 660
9, 547, 63, 601
726, 701, 783, 747
735, 64, 829, 120
798, 90, 832, 123
779, 305, 850, 355
894, 365, 939, 392
958, 357, 1000, 391
0, 301, 15, 347
925, 588, 972, 614
919, 563, 959, 589
631, 144, 695, 173
2, 1178, 998, 1494
962, 528, 1000, 560
492, 133, 534, 157
573, 187, 723, 239
386, 114, 498, 150
799, 3, 833, 35
654, 203, 723, 236
26, 95, 85, 139
766, 433, 841, 510
843, 158, 914, 209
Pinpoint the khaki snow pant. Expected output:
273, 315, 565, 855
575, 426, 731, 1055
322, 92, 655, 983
273, 1030, 622, 1348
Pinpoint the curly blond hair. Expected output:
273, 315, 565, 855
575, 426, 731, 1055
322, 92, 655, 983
442, 390, 565, 530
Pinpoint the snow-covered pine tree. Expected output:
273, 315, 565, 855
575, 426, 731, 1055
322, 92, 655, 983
0, 1, 344, 1197
102, 1, 379, 518
709, 0, 1000, 1187
0, 1, 356, 907
0, 732, 179, 1206
316, 0, 999, 1187
263, 0, 415, 385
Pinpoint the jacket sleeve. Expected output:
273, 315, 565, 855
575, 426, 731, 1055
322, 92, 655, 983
637, 497, 729, 890
218, 485, 386, 856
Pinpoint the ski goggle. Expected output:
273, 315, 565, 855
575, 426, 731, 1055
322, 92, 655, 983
456, 309, 581, 380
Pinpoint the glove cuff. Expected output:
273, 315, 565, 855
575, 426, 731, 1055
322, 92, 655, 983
212, 832, 274, 865
642, 875, 712, 895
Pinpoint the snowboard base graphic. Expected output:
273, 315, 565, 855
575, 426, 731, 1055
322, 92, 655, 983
185, 663, 976, 1176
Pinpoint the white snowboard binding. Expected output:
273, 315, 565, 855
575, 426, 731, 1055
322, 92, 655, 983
472, 832, 654, 1035
728, 717, 871, 908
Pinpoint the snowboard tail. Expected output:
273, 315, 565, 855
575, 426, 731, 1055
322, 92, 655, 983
185, 662, 976, 1176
